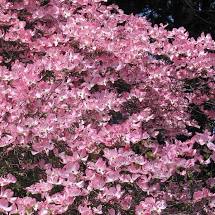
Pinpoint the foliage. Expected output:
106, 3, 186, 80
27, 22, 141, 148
0, 0, 214, 214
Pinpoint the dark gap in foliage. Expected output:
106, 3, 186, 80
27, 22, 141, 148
2, 149, 46, 200
131, 142, 143, 155
6, 168, 45, 200
25, 21, 36, 30
204, 48, 215, 53
188, 103, 208, 130
53, 140, 70, 154
0, 24, 11, 35
176, 134, 190, 142
147, 52, 173, 64
167, 37, 175, 44
17, 9, 32, 22
63, 196, 85, 215
89, 84, 100, 93
79, 161, 87, 173
45, 150, 64, 168
183, 77, 210, 93
89, 84, 105, 94
204, 99, 215, 110
8, 0, 22, 2
39, 0, 50, 6
116, 20, 127, 27
109, 7, 119, 14
120, 182, 147, 213
0, 39, 31, 68
156, 129, 166, 145
108, 110, 128, 125
178, 154, 194, 160
49, 185, 65, 196
160, 173, 186, 191
32, 29, 44, 39
186, 125, 202, 135
193, 142, 212, 160
131, 141, 156, 160
88, 190, 101, 208
121, 97, 141, 116
39, 70, 56, 82
87, 151, 105, 164
149, 37, 156, 43
161, 199, 209, 215
112, 79, 132, 94
189, 162, 215, 194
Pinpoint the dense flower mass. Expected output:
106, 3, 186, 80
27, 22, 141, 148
0, 0, 214, 214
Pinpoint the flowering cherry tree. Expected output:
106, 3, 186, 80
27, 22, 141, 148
0, 0, 214, 214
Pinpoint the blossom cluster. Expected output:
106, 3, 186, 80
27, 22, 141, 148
0, 0, 214, 214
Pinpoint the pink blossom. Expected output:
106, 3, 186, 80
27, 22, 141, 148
0, 188, 15, 199
100, 184, 124, 201
88, 158, 107, 175
92, 205, 103, 214
87, 174, 105, 191
31, 139, 54, 155
26, 181, 53, 194
0, 198, 13, 212
78, 204, 93, 215
136, 197, 166, 214
0, 174, 16, 187
63, 161, 80, 175
13, 197, 37, 215
193, 131, 213, 146
193, 188, 211, 202
120, 194, 132, 210
108, 208, 116, 215
207, 142, 215, 152
105, 170, 120, 183
46, 192, 75, 206
209, 198, 215, 208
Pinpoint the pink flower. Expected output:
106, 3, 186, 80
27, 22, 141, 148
135, 197, 166, 214
103, 148, 118, 162
0, 174, 16, 187
14, 197, 36, 215
78, 204, 93, 215
26, 181, 53, 194
99, 184, 124, 201
31, 139, 54, 155
0, 198, 13, 212
136, 177, 150, 192
105, 170, 120, 183
88, 158, 107, 175
87, 174, 105, 191
120, 194, 132, 210
193, 131, 213, 146
0, 188, 16, 213
209, 197, 215, 208
193, 188, 211, 202
108, 208, 116, 215
92, 205, 103, 214
63, 161, 80, 175
0, 188, 15, 199
135, 204, 150, 215
46, 192, 75, 205
64, 184, 84, 197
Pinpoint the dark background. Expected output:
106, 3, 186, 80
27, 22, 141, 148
106, 0, 215, 39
